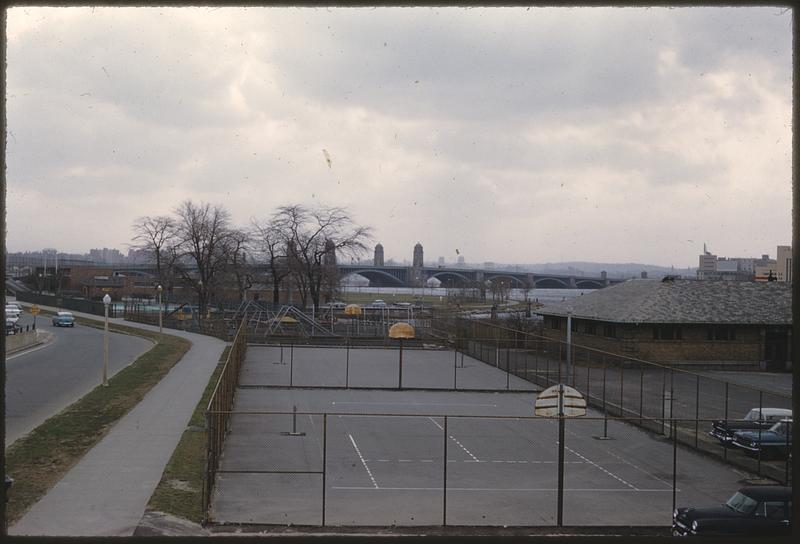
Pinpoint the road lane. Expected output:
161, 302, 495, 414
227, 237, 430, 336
5, 315, 154, 445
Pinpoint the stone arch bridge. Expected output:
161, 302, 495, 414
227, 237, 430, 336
338, 264, 621, 289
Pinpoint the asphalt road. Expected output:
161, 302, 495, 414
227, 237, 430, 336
5, 310, 154, 446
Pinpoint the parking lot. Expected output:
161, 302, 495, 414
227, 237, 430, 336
209, 346, 758, 527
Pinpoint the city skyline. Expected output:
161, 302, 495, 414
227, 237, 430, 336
5, 6, 792, 268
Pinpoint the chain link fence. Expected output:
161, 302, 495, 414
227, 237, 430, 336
202, 318, 248, 523
205, 410, 789, 527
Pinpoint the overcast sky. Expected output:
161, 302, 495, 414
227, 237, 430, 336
5, 6, 793, 267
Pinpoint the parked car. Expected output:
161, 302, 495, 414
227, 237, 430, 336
52, 311, 76, 327
732, 419, 792, 459
5, 305, 21, 320
5, 319, 21, 335
710, 408, 793, 445
371, 299, 387, 307
672, 486, 792, 536
327, 301, 347, 309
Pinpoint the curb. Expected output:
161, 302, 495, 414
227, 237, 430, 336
5, 331, 54, 356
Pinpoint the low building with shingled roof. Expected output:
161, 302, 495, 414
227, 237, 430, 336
535, 278, 791, 371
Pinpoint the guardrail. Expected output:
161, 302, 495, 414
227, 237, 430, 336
202, 317, 248, 524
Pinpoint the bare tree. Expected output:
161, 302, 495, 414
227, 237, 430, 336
274, 204, 371, 309
172, 200, 234, 319
226, 228, 252, 302
130, 215, 177, 287
251, 216, 292, 306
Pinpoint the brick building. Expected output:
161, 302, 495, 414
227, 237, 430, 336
535, 278, 791, 371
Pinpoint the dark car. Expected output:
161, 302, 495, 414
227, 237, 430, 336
673, 486, 791, 536
710, 408, 792, 445
732, 419, 792, 459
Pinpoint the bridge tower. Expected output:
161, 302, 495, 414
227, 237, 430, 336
411, 242, 424, 287
374, 243, 384, 266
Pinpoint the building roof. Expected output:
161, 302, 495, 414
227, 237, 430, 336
535, 279, 791, 325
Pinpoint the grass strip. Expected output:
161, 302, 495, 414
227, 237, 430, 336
4, 322, 191, 524
145, 346, 231, 523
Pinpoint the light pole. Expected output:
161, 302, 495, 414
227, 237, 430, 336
102, 293, 111, 386
157, 284, 163, 335
566, 310, 573, 387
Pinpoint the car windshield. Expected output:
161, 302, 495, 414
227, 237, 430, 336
744, 410, 762, 422
726, 492, 758, 515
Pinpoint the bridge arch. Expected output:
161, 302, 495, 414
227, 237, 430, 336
429, 271, 472, 286
485, 274, 526, 288
342, 270, 405, 287
534, 277, 571, 288
575, 280, 604, 289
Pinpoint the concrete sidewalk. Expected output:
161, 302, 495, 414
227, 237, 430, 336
9, 307, 226, 536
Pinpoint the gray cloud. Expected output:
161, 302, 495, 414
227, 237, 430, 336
4, 6, 792, 265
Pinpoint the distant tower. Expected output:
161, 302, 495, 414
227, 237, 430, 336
412, 242, 425, 286
374, 243, 384, 266
413, 242, 424, 269
323, 239, 337, 267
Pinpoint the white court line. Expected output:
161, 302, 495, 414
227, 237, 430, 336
600, 448, 673, 488
332, 402, 497, 407
348, 434, 379, 489
332, 486, 675, 492
564, 445, 637, 491
428, 417, 480, 462
364, 459, 585, 464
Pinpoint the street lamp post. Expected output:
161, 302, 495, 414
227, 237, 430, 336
157, 284, 163, 335
102, 293, 111, 386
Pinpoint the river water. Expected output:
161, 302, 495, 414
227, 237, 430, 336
340, 286, 594, 305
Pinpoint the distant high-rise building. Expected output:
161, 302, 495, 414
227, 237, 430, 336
374, 243, 384, 266
457, 255, 465, 266
777, 245, 792, 282
89, 247, 123, 265
437, 256, 445, 266
697, 244, 717, 279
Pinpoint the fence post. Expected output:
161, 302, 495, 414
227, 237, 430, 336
524, 347, 529, 384
346, 338, 350, 388
602, 356, 608, 436
443, 415, 448, 526
672, 409, 678, 514
290, 343, 294, 387
557, 343, 562, 383
757, 391, 763, 476
453, 346, 458, 391
506, 347, 510, 390
723, 381, 729, 462
203, 410, 211, 525
639, 366, 644, 425
619, 361, 625, 417
694, 374, 700, 449
545, 344, 551, 387
322, 413, 327, 526
661, 366, 667, 436
585, 353, 591, 401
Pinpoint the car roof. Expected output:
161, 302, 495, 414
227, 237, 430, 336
757, 408, 793, 415
57, 311, 74, 315
739, 486, 792, 500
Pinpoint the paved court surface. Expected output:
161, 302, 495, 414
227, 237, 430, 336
210, 347, 756, 527
241, 345, 537, 391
